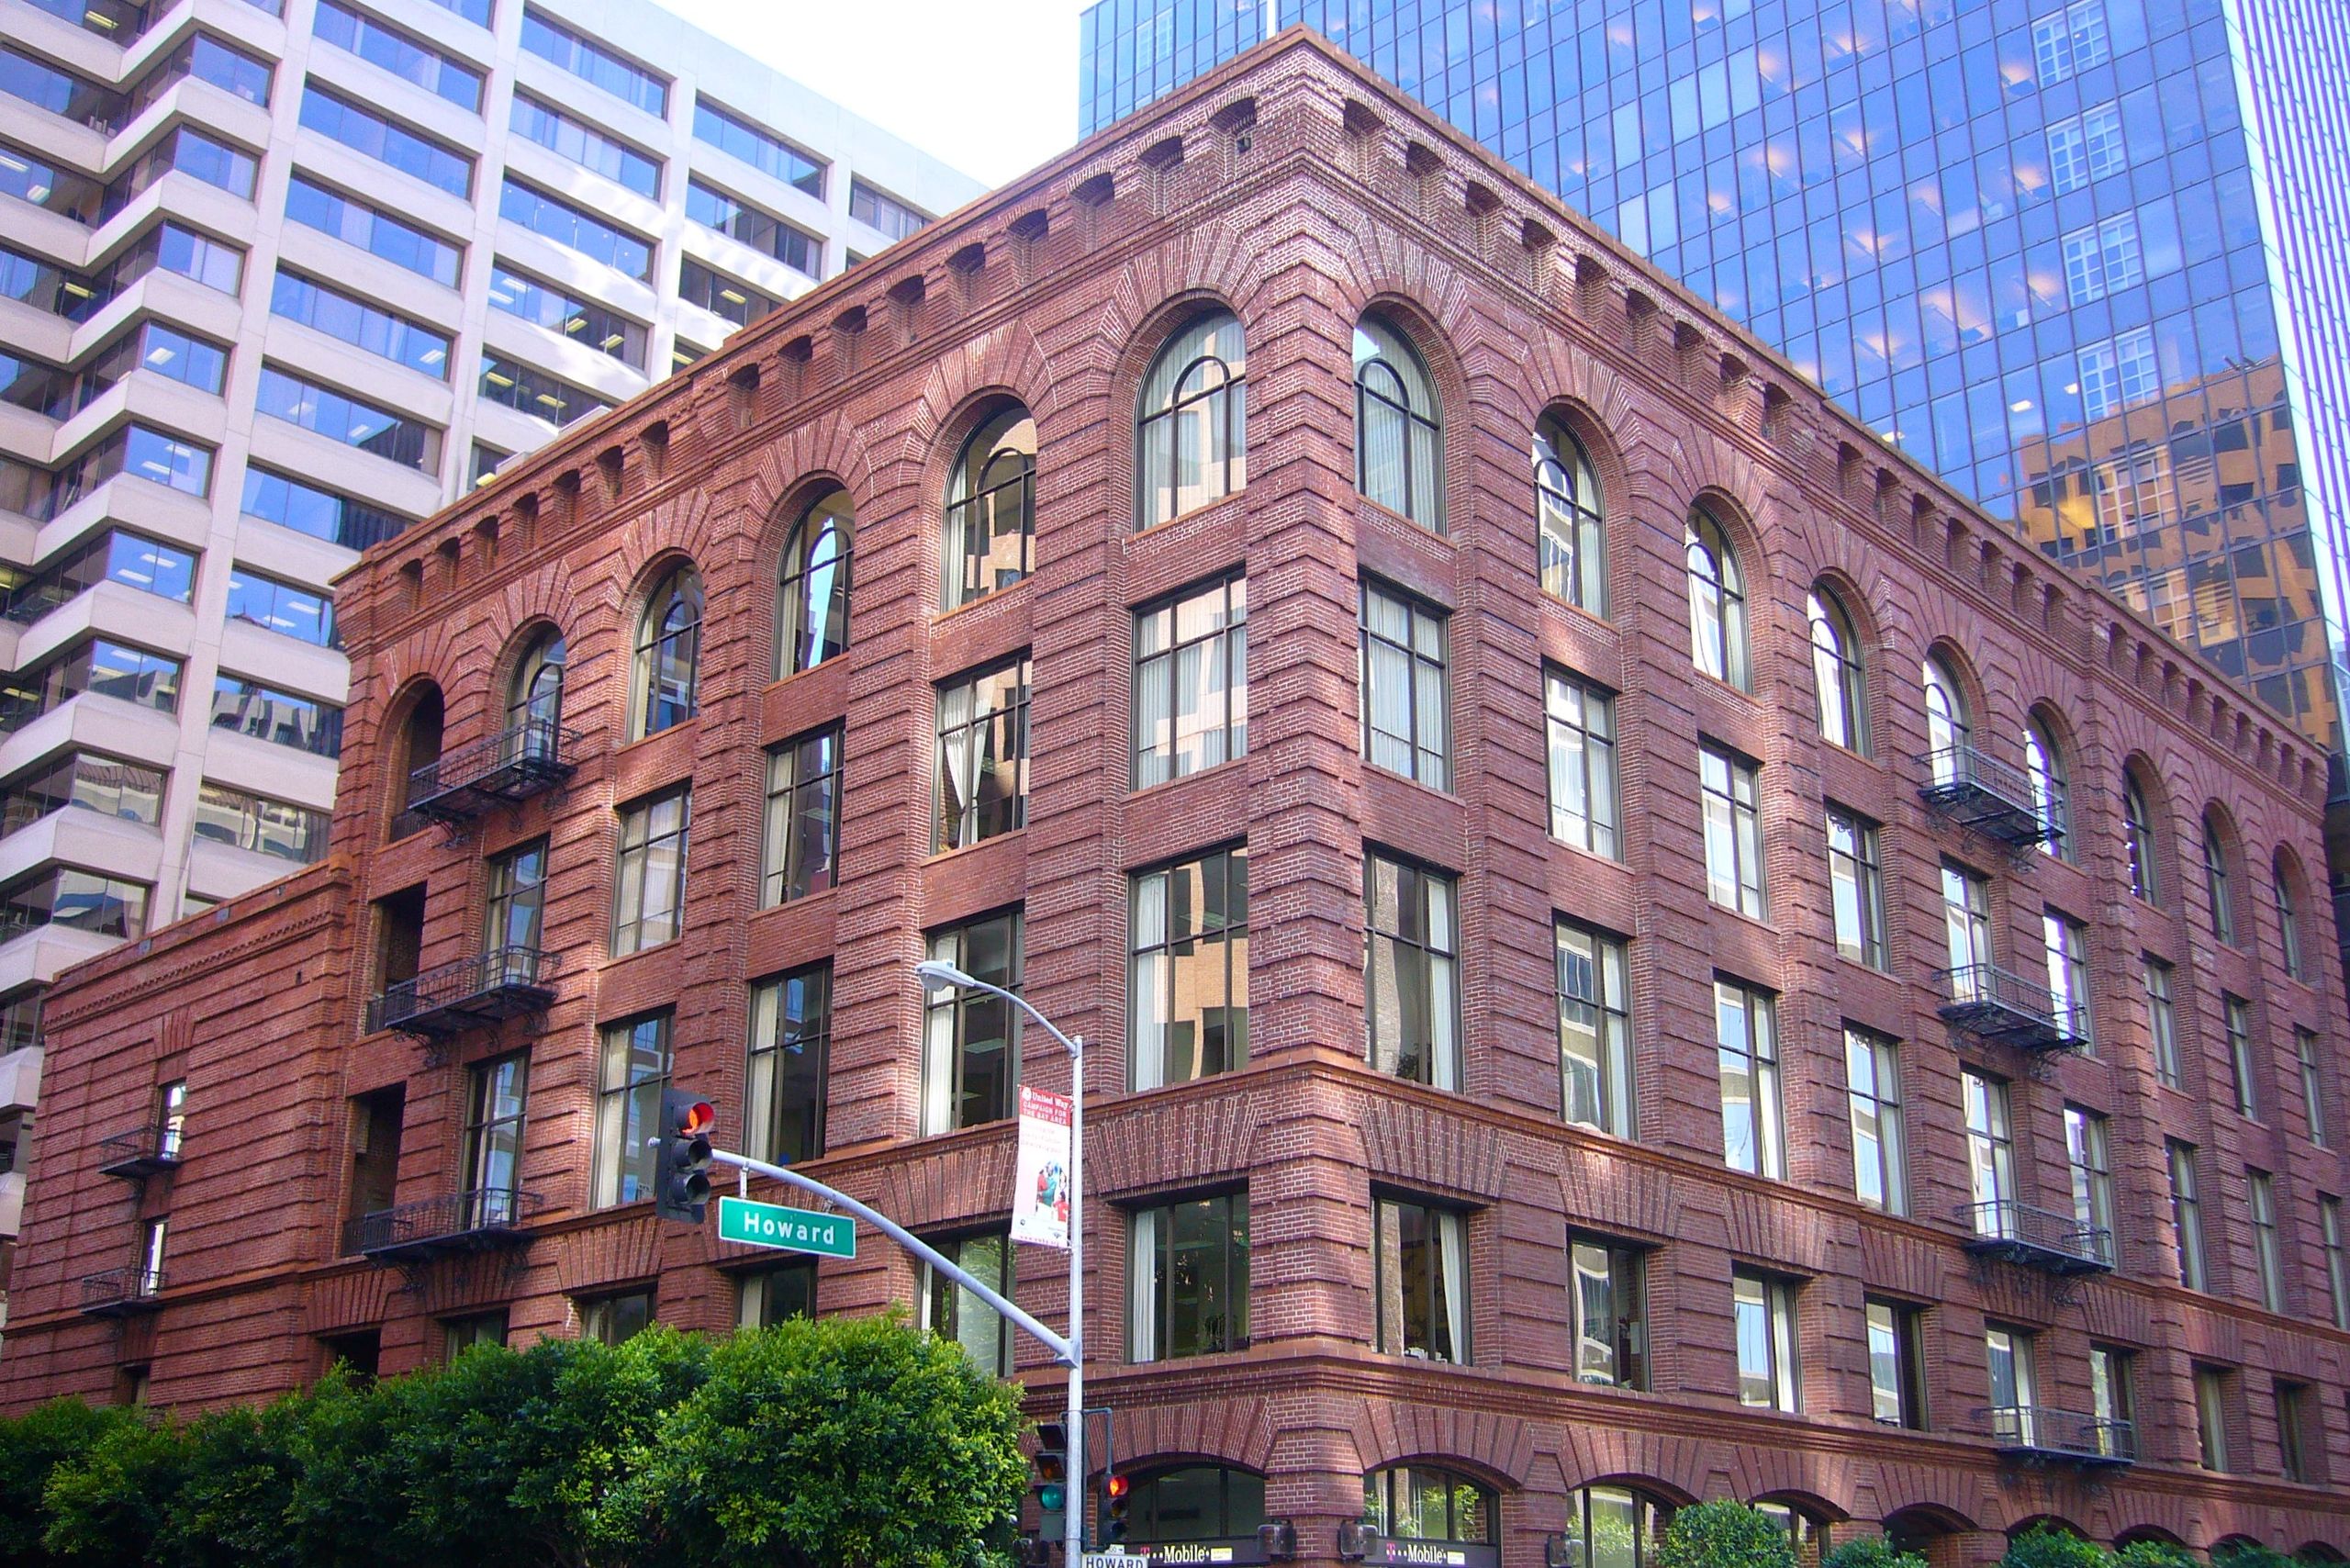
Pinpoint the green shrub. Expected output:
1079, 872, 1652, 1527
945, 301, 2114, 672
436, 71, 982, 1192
0, 1400, 140, 1568
1653, 1501, 1800, 1568
2002, 1526, 2113, 1568
1822, 1537, 1930, 1568
2118, 1541, 2199, 1568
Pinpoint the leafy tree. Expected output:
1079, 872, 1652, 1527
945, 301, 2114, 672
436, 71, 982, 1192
40, 1411, 196, 1568
2003, 1526, 2112, 1568
1654, 1501, 1799, 1568
2118, 1541, 2199, 1568
1822, 1537, 1930, 1568
0, 1400, 139, 1568
632, 1311, 1027, 1568
2214, 1544, 2296, 1568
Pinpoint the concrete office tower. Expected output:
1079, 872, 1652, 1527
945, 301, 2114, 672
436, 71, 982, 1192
5, 31, 2347, 1552
0, 0, 981, 1283
1080, 0, 2350, 866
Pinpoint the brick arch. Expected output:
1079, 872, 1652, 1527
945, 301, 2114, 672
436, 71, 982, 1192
1860, 1461, 1992, 1531
1556, 1426, 1710, 1503
1747, 1488, 1851, 1527
376, 620, 466, 712
603, 487, 724, 616
1111, 1397, 1279, 1476
1351, 1399, 1537, 1492
477, 558, 597, 662
909, 318, 1055, 444
552, 1213, 663, 1294
1098, 216, 1283, 348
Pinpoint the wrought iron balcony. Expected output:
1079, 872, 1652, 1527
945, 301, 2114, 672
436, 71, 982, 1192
1920, 743, 2064, 848
1934, 963, 2091, 1052
95, 1122, 183, 1179
405, 718, 581, 824
365, 946, 555, 1038
80, 1264, 164, 1316
343, 1187, 544, 1262
1959, 1199, 2114, 1275
1984, 1404, 2136, 1467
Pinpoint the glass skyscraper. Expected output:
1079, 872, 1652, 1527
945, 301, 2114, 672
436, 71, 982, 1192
1080, 0, 2350, 768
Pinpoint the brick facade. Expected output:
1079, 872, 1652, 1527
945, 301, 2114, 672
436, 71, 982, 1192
3, 31, 2346, 1567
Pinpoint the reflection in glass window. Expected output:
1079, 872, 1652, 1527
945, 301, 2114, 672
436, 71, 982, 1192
591, 1012, 668, 1206
746, 964, 828, 1165
1360, 580, 1449, 788
1129, 1191, 1248, 1360
935, 657, 1029, 850
778, 491, 853, 677
1130, 846, 1247, 1090
921, 912, 1020, 1132
1364, 1464, 1494, 1544
1353, 316, 1443, 527
1371, 1199, 1469, 1363
922, 1230, 1011, 1374
611, 788, 688, 955
943, 406, 1035, 610
1136, 309, 1246, 529
1365, 853, 1459, 1091
1545, 668, 1618, 857
1536, 416, 1606, 611
1133, 574, 1246, 788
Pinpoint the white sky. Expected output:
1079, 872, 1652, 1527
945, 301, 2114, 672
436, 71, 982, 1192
655, 0, 1095, 188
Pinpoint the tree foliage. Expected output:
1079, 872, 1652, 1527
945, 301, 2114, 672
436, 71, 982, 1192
2002, 1526, 2113, 1568
1822, 1537, 1931, 1568
2118, 1543, 2199, 1568
0, 1316, 1024, 1568
1654, 1501, 1800, 1568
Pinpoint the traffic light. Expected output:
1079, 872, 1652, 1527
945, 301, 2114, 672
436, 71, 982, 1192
1098, 1470, 1131, 1546
1031, 1421, 1069, 1535
647, 1090, 716, 1225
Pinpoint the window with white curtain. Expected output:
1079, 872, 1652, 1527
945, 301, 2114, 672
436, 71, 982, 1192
2168, 1138, 2206, 1290
611, 787, 688, 954
2064, 1104, 2113, 1265
1846, 1026, 1905, 1214
1714, 978, 1782, 1178
1135, 309, 1246, 530
1545, 666, 1618, 856
2145, 957, 2181, 1089
1128, 1191, 1248, 1361
934, 656, 1030, 850
1963, 1069, 2016, 1238
1359, 579, 1449, 789
1372, 1194, 1468, 1363
1129, 846, 1248, 1090
921, 912, 1019, 1133
1921, 654, 1970, 785
1699, 744, 1764, 917
1364, 852, 1460, 1091
1556, 919, 1633, 1137
942, 405, 1035, 610
777, 489, 853, 678
2023, 717, 2069, 855
1684, 505, 1747, 689
1352, 315, 1442, 528
1535, 415, 1605, 612
1133, 573, 1246, 788
631, 566, 699, 738
2042, 908, 2092, 1048
1733, 1267, 1799, 1410
1807, 587, 1866, 752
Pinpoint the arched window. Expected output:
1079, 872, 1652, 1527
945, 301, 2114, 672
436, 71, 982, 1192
2122, 775, 2160, 903
1558, 1484, 1672, 1568
1685, 507, 1748, 689
1922, 655, 1970, 785
390, 682, 444, 835
1364, 1464, 1496, 1548
944, 405, 1035, 609
1354, 315, 1443, 528
1754, 1501, 1831, 1562
1536, 417, 1605, 612
507, 628, 565, 761
2023, 717, 2069, 855
778, 489, 854, 678
2274, 857, 2306, 980
1136, 308, 1246, 529
633, 566, 701, 738
2202, 809, 2236, 946
1807, 588, 1865, 752
1125, 1465, 1267, 1545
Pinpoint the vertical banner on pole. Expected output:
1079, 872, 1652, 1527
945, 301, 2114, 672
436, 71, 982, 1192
1010, 1085, 1073, 1250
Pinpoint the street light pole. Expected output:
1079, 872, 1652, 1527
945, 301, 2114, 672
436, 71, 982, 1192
914, 960, 1085, 1568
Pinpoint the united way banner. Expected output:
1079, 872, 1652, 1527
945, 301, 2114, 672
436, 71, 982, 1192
1011, 1085, 1073, 1249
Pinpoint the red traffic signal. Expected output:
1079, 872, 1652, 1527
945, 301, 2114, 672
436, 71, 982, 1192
647, 1090, 717, 1225
675, 1098, 717, 1137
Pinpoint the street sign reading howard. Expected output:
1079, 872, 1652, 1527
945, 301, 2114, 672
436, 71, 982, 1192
717, 1196, 856, 1258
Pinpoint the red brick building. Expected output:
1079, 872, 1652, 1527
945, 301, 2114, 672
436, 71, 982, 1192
4, 29, 2347, 1567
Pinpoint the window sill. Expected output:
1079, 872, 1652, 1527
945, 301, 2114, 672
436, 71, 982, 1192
924, 825, 1026, 865
931, 577, 1032, 628
1128, 754, 1246, 801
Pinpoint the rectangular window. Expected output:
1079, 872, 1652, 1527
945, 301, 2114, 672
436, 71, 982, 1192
5, 529, 196, 617
138, 1215, 167, 1294
934, 656, 1029, 850
485, 838, 545, 951
1556, 919, 1632, 1137
154, 222, 244, 292
285, 174, 461, 286
1847, 1026, 1905, 1214
2298, 1028, 2327, 1146
1942, 859, 1993, 979
1715, 979, 1782, 1178
478, 356, 608, 430
271, 270, 451, 378
509, 91, 659, 196
2089, 1345, 2134, 1458
590, 1011, 668, 1207
1133, 574, 1247, 789
209, 677, 341, 756
2325, 1195, 2350, 1331
2046, 115, 2087, 196
693, 99, 825, 196
442, 1311, 508, 1361
685, 177, 819, 275
612, 787, 688, 954
224, 567, 335, 647
1826, 806, 1887, 968
253, 364, 442, 472
313, 0, 483, 110
3, 636, 181, 730
520, 6, 667, 115
746, 965, 828, 1165
1129, 846, 1248, 1090
2249, 1169, 2283, 1313
2032, 0, 2109, 84
2277, 1381, 2314, 1484
761, 727, 840, 906
2145, 958, 2180, 1090
1129, 1191, 1248, 1361
1985, 1324, 2036, 1432
299, 84, 472, 197
1360, 580, 1449, 789
921, 912, 1020, 1133
922, 1230, 1011, 1375
1864, 1298, 1926, 1428
0, 866, 149, 939
191, 782, 326, 863
677, 257, 778, 329
487, 261, 647, 368
737, 1260, 816, 1327
1373, 1195, 1469, 1363
2064, 1105, 2114, 1265
580, 1288, 653, 1344
849, 178, 927, 241
1568, 1234, 1646, 1389
1700, 744, 1765, 917
2168, 1139, 2206, 1290
461, 1053, 527, 1221
2060, 212, 2143, 306
1, 752, 163, 836
1963, 1070, 2016, 1234
2042, 910, 2092, 1047
1545, 667, 1618, 856
1364, 852, 1460, 1091
1732, 1268, 1798, 1411
2223, 994, 2258, 1118
2193, 1364, 2229, 1471
498, 177, 653, 280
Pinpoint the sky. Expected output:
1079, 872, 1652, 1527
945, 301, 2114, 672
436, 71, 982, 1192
658, 0, 1096, 189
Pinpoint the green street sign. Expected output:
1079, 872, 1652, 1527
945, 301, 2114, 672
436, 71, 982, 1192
717, 1197, 856, 1258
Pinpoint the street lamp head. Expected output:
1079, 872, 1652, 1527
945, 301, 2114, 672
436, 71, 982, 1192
913, 958, 979, 991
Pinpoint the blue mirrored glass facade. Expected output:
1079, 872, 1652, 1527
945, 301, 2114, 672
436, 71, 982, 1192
1081, 0, 2350, 760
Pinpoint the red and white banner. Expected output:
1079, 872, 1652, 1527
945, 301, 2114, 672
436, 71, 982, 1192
1010, 1085, 1073, 1250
